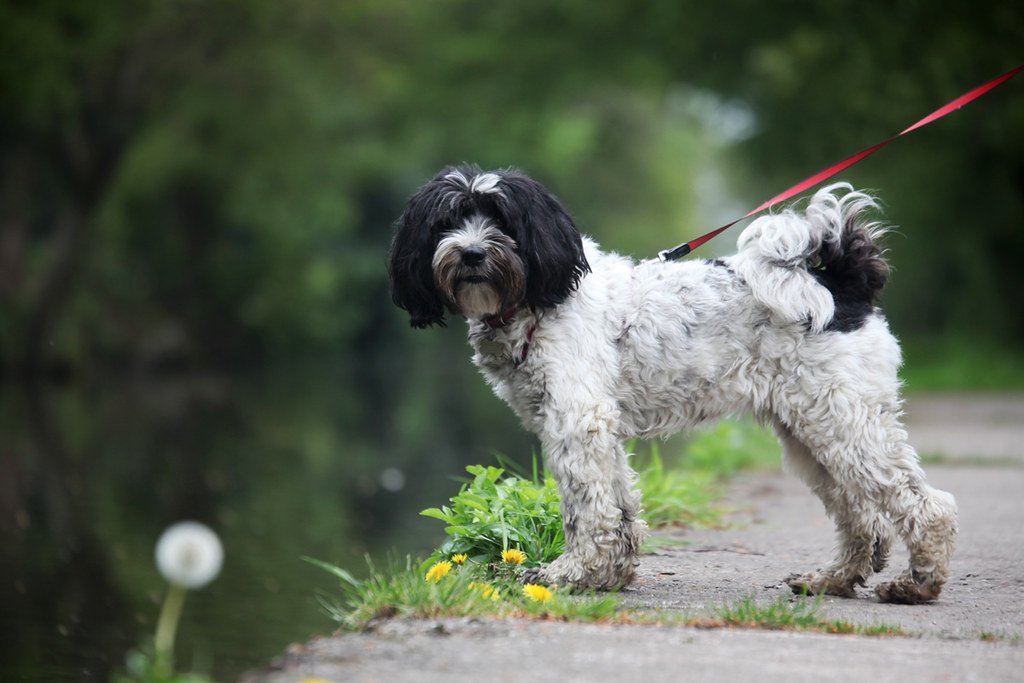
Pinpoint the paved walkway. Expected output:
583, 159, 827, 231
904, 393, 1024, 463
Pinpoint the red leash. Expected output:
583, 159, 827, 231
659, 65, 1024, 261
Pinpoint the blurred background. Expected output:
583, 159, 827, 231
1, 0, 1021, 680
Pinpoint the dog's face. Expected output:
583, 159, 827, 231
388, 166, 590, 328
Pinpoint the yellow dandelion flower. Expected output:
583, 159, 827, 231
425, 560, 452, 583
451, 553, 468, 565
501, 548, 527, 565
522, 584, 553, 603
468, 582, 501, 601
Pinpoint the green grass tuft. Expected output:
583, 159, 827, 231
304, 555, 504, 629
708, 595, 905, 636
978, 630, 1022, 643
635, 444, 722, 528
305, 554, 625, 629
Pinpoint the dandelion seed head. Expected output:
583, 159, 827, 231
155, 521, 224, 589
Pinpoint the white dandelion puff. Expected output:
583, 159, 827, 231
155, 521, 224, 589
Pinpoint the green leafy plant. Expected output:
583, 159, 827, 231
112, 646, 213, 683
420, 463, 564, 566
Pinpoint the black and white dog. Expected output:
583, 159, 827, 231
388, 165, 957, 603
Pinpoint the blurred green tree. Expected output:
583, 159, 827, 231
1, 0, 1020, 376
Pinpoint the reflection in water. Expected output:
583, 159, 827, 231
0, 352, 533, 681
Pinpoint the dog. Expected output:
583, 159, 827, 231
388, 165, 957, 604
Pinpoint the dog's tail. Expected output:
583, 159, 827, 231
732, 183, 890, 333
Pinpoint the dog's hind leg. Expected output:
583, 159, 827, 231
773, 420, 892, 597
780, 407, 957, 604
869, 440, 958, 604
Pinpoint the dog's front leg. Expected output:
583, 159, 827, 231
523, 399, 643, 591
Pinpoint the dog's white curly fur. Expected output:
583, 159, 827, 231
393, 173, 958, 603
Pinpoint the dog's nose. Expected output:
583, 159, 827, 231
461, 247, 486, 266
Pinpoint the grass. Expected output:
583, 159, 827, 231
701, 595, 905, 636
635, 420, 780, 528
307, 554, 906, 639
900, 336, 1024, 392
978, 631, 1023, 643
635, 445, 724, 529
305, 555, 512, 629
305, 554, 623, 629
669, 419, 781, 476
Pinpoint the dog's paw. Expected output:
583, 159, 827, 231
519, 555, 584, 589
520, 565, 549, 586
875, 572, 942, 604
520, 554, 634, 591
784, 571, 859, 598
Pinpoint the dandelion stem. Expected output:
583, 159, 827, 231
154, 583, 187, 671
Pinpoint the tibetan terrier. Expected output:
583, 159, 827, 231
388, 165, 957, 604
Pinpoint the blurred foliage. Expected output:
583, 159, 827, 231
2, 0, 1021, 376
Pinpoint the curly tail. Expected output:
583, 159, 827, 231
733, 183, 890, 333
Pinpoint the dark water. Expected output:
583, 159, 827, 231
0, 343, 535, 681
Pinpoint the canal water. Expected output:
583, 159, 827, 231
1, 341, 536, 681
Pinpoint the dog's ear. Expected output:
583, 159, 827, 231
492, 171, 590, 310
388, 172, 459, 328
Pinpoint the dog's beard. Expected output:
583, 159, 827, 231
453, 281, 503, 319
432, 217, 525, 319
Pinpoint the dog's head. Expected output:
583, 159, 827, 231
388, 165, 590, 328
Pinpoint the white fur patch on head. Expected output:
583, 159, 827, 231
443, 170, 504, 199
470, 172, 503, 195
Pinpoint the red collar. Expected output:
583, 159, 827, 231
515, 324, 536, 368
481, 308, 535, 368
483, 307, 519, 329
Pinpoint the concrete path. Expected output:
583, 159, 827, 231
904, 393, 1024, 464
242, 395, 1024, 682
626, 465, 1024, 639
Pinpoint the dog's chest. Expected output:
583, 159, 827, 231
470, 333, 546, 428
